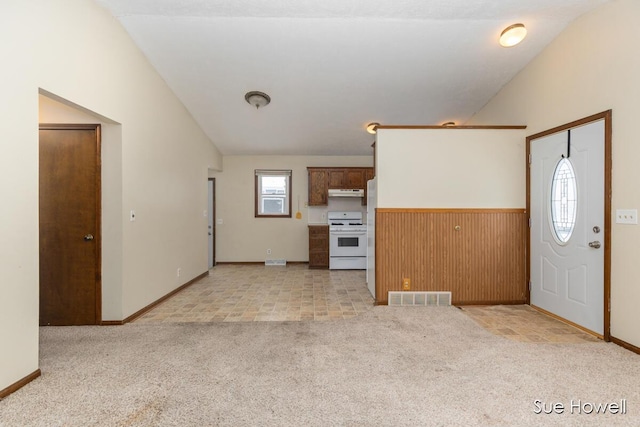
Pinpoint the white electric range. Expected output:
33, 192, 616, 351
328, 211, 367, 270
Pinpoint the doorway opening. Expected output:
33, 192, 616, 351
39, 90, 123, 324
526, 110, 612, 340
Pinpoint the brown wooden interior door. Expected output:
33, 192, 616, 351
39, 125, 101, 326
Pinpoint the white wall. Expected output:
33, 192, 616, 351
467, 0, 640, 347
213, 155, 372, 262
0, 0, 221, 391
376, 128, 525, 208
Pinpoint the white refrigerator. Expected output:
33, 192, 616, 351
366, 177, 376, 299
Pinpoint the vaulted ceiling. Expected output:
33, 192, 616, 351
96, 0, 609, 155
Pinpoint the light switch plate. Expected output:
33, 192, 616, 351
616, 209, 637, 224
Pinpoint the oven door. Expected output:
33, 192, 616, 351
330, 231, 367, 257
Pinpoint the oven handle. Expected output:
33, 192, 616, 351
330, 231, 367, 236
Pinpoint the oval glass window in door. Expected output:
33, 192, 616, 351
550, 158, 577, 244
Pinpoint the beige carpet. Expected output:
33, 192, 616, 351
1, 306, 639, 426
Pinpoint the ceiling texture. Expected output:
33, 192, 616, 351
95, 0, 609, 156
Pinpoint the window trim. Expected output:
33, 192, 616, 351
254, 169, 292, 218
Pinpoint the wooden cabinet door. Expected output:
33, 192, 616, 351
308, 169, 328, 206
328, 169, 346, 189
345, 169, 365, 189
309, 226, 329, 268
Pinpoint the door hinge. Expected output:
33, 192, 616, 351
528, 280, 531, 292
608, 299, 611, 312
528, 217, 531, 228
528, 153, 532, 164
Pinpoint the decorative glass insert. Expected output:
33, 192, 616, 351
550, 158, 577, 243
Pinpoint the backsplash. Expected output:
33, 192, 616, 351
307, 198, 367, 224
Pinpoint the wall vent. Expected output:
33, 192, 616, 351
265, 259, 287, 266
388, 291, 452, 306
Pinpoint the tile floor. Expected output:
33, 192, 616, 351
134, 263, 375, 323
134, 264, 600, 344
460, 304, 600, 343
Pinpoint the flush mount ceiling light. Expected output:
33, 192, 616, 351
366, 122, 380, 134
441, 121, 456, 127
244, 91, 271, 109
499, 23, 527, 48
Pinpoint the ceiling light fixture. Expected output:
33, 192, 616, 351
366, 122, 380, 134
441, 121, 456, 127
245, 91, 271, 109
499, 23, 527, 48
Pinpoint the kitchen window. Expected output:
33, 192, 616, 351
255, 169, 292, 218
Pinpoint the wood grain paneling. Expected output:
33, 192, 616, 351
375, 209, 526, 305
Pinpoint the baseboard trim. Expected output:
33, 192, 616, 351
455, 300, 527, 306
120, 271, 209, 324
0, 369, 41, 399
100, 320, 124, 326
610, 336, 640, 355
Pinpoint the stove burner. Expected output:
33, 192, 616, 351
348, 222, 363, 226
331, 222, 344, 225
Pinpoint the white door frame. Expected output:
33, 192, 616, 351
208, 178, 215, 269
526, 110, 612, 341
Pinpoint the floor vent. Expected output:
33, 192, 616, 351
265, 259, 287, 266
388, 291, 452, 306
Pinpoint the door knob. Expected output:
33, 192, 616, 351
84, 234, 94, 241
588, 240, 601, 249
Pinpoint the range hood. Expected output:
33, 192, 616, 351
328, 189, 364, 198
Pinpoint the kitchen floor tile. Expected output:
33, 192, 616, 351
134, 264, 374, 324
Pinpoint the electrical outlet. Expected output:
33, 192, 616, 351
402, 278, 411, 291
267, 248, 272, 255
616, 209, 638, 224
177, 268, 181, 277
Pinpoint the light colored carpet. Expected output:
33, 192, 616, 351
1, 306, 639, 426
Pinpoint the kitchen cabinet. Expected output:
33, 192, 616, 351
327, 168, 365, 189
308, 169, 328, 206
362, 168, 375, 206
307, 167, 374, 206
328, 169, 345, 189
308, 225, 329, 269
345, 169, 365, 189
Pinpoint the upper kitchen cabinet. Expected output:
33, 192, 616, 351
308, 168, 328, 206
328, 169, 346, 189
345, 169, 365, 189
307, 167, 373, 206
365, 168, 375, 182
328, 168, 366, 189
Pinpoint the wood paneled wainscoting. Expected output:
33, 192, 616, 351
375, 209, 527, 305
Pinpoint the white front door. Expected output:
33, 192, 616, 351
530, 119, 605, 335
